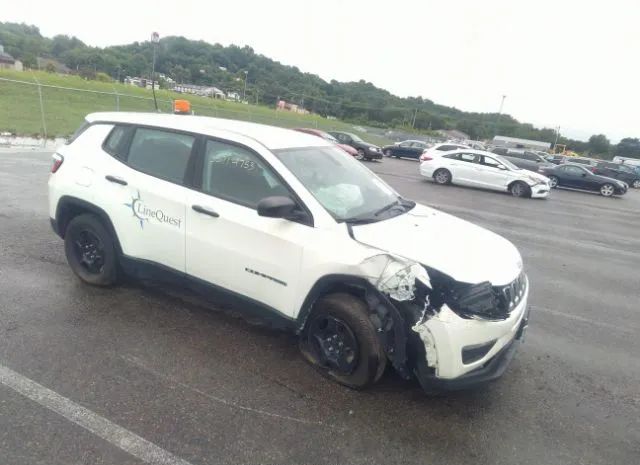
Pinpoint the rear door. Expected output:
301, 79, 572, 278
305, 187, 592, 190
446, 152, 480, 185
185, 138, 310, 317
97, 125, 193, 272
409, 141, 428, 159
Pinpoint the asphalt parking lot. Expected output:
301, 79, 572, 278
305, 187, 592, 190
1, 149, 639, 465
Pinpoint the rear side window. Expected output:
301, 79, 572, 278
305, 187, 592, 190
103, 125, 130, 159
127, 128, 195, 184
438, 145, 457, 151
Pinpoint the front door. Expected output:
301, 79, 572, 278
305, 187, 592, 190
474, 155, 513, 190
185, 138, 309, 317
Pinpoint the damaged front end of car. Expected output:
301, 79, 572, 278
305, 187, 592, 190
358, 254, 529, 392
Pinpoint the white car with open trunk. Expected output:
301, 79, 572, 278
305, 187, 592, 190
48, 112, 530, 393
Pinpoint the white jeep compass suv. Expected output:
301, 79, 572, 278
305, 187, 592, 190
49, 112, 530, 393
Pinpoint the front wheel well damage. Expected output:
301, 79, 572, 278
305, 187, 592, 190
296, 275, 415, 380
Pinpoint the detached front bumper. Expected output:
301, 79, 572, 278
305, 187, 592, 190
412, 278, 530, 391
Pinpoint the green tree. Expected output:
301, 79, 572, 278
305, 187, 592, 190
587, 134, 610, 156
614, 138, 640, 158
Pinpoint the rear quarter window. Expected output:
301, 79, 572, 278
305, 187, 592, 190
66, 120, 91, 145
103, 125, 132, 160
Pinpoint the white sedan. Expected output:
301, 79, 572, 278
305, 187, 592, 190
419, 149, 551, 198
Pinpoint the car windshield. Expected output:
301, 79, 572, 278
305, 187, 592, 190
275, 146, 414, 223
321, 132, 339, 143
492, 154, 520, 170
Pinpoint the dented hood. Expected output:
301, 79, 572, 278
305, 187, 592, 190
351, 203, 522, 286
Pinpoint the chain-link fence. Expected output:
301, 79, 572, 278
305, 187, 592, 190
0, 76, 428, 147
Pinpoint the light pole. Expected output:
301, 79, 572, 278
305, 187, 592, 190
554, 126, 561, 147
242, 70, 248, 102
495, 94, 507, 133
151, 32, 160, 111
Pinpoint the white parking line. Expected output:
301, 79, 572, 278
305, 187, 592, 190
0, 363, 194, 465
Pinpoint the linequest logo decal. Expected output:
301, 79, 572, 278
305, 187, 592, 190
124, 191, 182, 229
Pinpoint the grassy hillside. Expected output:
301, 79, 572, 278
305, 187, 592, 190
0, 69, 392, 146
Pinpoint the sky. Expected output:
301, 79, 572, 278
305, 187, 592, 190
3, 0, 639, 142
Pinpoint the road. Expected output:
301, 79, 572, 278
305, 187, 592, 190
1, 150, 639, 465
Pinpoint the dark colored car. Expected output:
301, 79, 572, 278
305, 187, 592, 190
328, 131, 383, 160
495, 149, 555, 173
591, 162, 640, 188
539, 164, 628, 197
381, 140, 429, 159
547, 154, 567, 165
293, 128, 359, 157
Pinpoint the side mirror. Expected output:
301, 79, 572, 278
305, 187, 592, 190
257, 196, 299, 219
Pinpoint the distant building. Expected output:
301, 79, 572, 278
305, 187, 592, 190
276, 100, 309, 114
437, 129, 469, 141
172, 83, 225, 99
124, 76, 159, 90
492, 135, 551, 151
0, 44, 23, 71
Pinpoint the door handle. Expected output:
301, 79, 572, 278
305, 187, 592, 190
192, 204, 220, 218
105, 175, 128, 186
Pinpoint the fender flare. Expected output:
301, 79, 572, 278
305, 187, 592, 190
54, 196, 123, 254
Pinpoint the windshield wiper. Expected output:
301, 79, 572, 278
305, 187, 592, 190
374, 199, 403, 216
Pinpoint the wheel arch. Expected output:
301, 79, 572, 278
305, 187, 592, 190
296, 274, 412, 379
55, 196, 123, 254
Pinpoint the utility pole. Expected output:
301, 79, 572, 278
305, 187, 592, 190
411, 108, 418, 128
495, 94, 506, 135
151, 32, 160, 111
242, 70, 248, 102
554, 126, 561, 147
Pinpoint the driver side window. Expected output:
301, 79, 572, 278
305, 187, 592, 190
201, 140, 289, 208
481, 156, 502, 168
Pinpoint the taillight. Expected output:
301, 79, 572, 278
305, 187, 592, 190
420, 154, 433, 161
51, 153, 64, 173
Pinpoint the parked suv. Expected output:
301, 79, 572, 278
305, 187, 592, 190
495, 149, 555, 173
327, 131, 383, 160
591, 162, 640, 188
49, 112, 530, 393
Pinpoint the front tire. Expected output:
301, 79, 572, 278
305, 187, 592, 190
356, 149, 366, 161
433, 168, 452, 185
64, 214, 118, 286
509, 181, 531, 198
299, 293, 386, 389
600, 183, 615, 197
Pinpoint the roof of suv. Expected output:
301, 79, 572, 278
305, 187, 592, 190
86, 112, 330, 150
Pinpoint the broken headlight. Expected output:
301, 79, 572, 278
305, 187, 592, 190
425, 267, 509, 320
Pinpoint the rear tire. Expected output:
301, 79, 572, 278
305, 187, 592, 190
632, 180, 640, 188
64, 214, 118, 286
549, 176, 559, 188
600, 183, 615, 197
384, 149, 392, 157
299, 293, 386, 389
433, 168, 452, 185
509, 181, 531, 198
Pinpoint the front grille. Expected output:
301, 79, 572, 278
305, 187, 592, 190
493, 272, 527, 315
